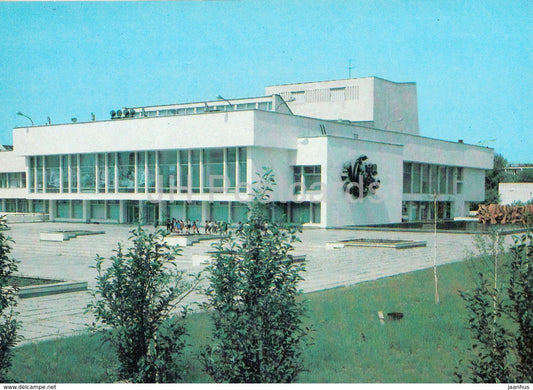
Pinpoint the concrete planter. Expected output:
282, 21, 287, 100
18, 281, 88, 299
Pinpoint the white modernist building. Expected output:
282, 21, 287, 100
0, 77, 493, 227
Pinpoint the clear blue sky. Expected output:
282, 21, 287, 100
0, 0, 531, 162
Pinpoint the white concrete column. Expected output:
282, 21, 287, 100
138, 200, 144, 225
158, 201, 166, 225
83, 200, 90, 222
202, 201, 210, 222
119, 200, 125, 224
49, 200, 56, 222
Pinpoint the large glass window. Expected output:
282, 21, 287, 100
179, 150, 189, 193
90, 200, 106, 219
56, 200, 70, 218
448, 167, 454, 194
158, 150, 177, 193
186, 201, 202, 221
118, 152, 135, 193
403, 162, 412, 193
28, 157, 34, 192
311, 202, 321, 223
412, 163, 421, 193
168, 201, 185, 220
137, 152, 145, 193
439, 166, 447, 194
45, 155, 60, 193
72, 200, 83, 219
70, 155, 78, 192
107, 153, 115, 192
61, 155, 69, 192
107, 200, 119, 220
5, 199, 16, 212
80, 154, 96, 193
33, 200, 49, 213
293, 166, 302, 194
238, 147, 247, 193
147, 151, 156, 193
231, 202, 249, 223
421, 164, 430, 194
226, 148, 236, 192
97, 154, 106, 193
291, 202, 311, 223
203, 149, 224, 192
36, 156, 43, 193
191, 150, 200, 193
430, 165, 438, 194
293, 166, 321, 194
304, 166, 321, 192
210, 201, 229, 221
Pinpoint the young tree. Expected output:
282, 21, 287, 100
86, 226, 199, 383
457, 230, 533, 383
201, 168, 309, 383
506, 232, 533, 382
0, 216, 20, 382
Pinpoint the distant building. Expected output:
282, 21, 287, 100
0, 76, 493, 227
504, 163, 533, 176
499, 183, 533, 205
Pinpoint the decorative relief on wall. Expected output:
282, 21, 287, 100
341, 155, 380, 198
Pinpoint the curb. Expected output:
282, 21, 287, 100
18, 281, 88, 299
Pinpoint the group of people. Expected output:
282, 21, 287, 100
165, 218, 235, 235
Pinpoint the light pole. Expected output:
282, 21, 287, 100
216, 95, 233, 110
17, 111, 34, 126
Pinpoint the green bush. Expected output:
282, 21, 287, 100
201, 169, 310, 383
457, 230, 533, 383
86, 226, 199, 383
0, 216, 20, 382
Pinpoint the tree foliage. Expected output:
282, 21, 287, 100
457, 230, 533, 383
484, 154, 508, 204
505, 168, 533, 183
0, 216, 20, 382
87, 226, 198, 383
201, 168, 309, 383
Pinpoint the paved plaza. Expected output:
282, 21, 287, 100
6, 221, 518, 344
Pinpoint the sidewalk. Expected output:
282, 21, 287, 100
7, 222, 517, 344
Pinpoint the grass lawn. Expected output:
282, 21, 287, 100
10, 259, 475, 383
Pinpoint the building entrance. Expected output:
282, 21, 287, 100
125, 201, 139, 224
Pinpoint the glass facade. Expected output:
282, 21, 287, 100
289, 202, 321, 224
404, 200, 452, 221
0, 172, 26, 188
27, 147, 247, 195
403, 162, 457, 195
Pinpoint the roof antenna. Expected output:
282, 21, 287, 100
347, 59, 355, 79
